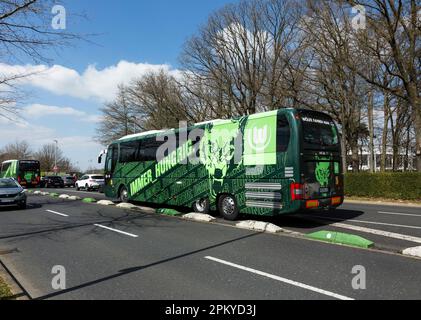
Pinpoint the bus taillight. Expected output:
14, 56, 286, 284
290, 183, 303, 201
332, 197, 342, 206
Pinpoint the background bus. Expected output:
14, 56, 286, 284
99, 108, 344, 220
0, 160, 41, 188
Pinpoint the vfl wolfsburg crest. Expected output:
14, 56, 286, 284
247, 125, 271, 152
244, 111, 277, 166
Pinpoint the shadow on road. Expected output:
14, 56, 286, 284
234, 208, 365, 233
34, 232, 260, 300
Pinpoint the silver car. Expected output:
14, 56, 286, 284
0, 178, 27, 209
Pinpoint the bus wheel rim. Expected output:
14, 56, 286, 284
222, 197, 235, 216
121, 189, 128, 201
195, 199, 206, 212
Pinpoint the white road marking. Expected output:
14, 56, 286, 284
302, 216, 421, 244
205, 256, 354, 300
309, 215, 421, 231
379, 211, 421, 218
330, 223, 421, 244
93, 224, 138, 238
46, 210, 69, 217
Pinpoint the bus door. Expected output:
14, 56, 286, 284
104, 145, 119, 196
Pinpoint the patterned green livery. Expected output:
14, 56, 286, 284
101, 109, 344, 220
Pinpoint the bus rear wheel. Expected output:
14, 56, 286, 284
218, 194, 239, 221
193, 198, 210, 215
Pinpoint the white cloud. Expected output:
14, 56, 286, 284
0, 118, 103, 171
0, 60, 181, 102
23, 104, 102, 122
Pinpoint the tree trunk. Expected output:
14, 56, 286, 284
415, 105, 421, 172
341, 128, 347, 173
368, 90, 375, 173
381, 92, 390, 172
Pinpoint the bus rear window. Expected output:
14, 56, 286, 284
19, 161, 40, 172
301, 116, 338, 147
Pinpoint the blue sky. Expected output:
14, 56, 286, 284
0, 0, 232, 171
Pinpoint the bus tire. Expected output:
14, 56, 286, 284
218, 194, 239, 221
193, 198, 210, 215
119, 186, 129, 203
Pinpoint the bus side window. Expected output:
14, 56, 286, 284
140, 138, 163, 162
120, 141, 140, 163
277, 115, 291, 152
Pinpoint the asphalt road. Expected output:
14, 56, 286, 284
39, 187, 421, 253
0, 193, 421, 300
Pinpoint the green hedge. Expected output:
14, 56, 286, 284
345, 172, 421, 200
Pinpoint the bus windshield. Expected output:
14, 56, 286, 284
300, 112, 339, 147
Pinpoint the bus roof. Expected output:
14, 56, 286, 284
118, 130, 167, 142
115, 118, 231, 144
113, 108, 335, 145
1, 160, 18, 164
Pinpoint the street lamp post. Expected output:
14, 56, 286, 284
54, 140, 58, 175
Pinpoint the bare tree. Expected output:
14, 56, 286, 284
33, 143, 70, 172
181, 0, 306, 117
344, 0, 421, 171
95, 85, 137, 146
299, 0, 369, 171
0, 0, 84, 119
127, 70, 197, 130
0, 140, 32, 161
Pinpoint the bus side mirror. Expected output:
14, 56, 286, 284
98, 156, 102, 164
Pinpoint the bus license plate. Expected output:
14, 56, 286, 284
319, 187, 330, 193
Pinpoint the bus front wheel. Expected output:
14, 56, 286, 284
193, 198, 210, 215
218, 194, 239, 221
119, 186, 129, 203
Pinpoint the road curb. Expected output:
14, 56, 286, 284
306, 231, 374, 249
97, 200, 115, 206
236, 220, 284, 234
344, 199, 421, 208
182, 213, 216, 222
402, 246, 421, 258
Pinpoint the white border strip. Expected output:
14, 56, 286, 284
310, 215, 421, 231
94, 224, 139, 238
378, 211, 421, 218
205, 256, 354, 300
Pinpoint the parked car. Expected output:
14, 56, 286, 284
62, 176, 76, 188
0, 178, 27, 209
41, 176, 64, 188
76, 174, 105, 191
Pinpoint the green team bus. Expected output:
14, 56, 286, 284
0, 160, 41, 188
99, 108, 344, 220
